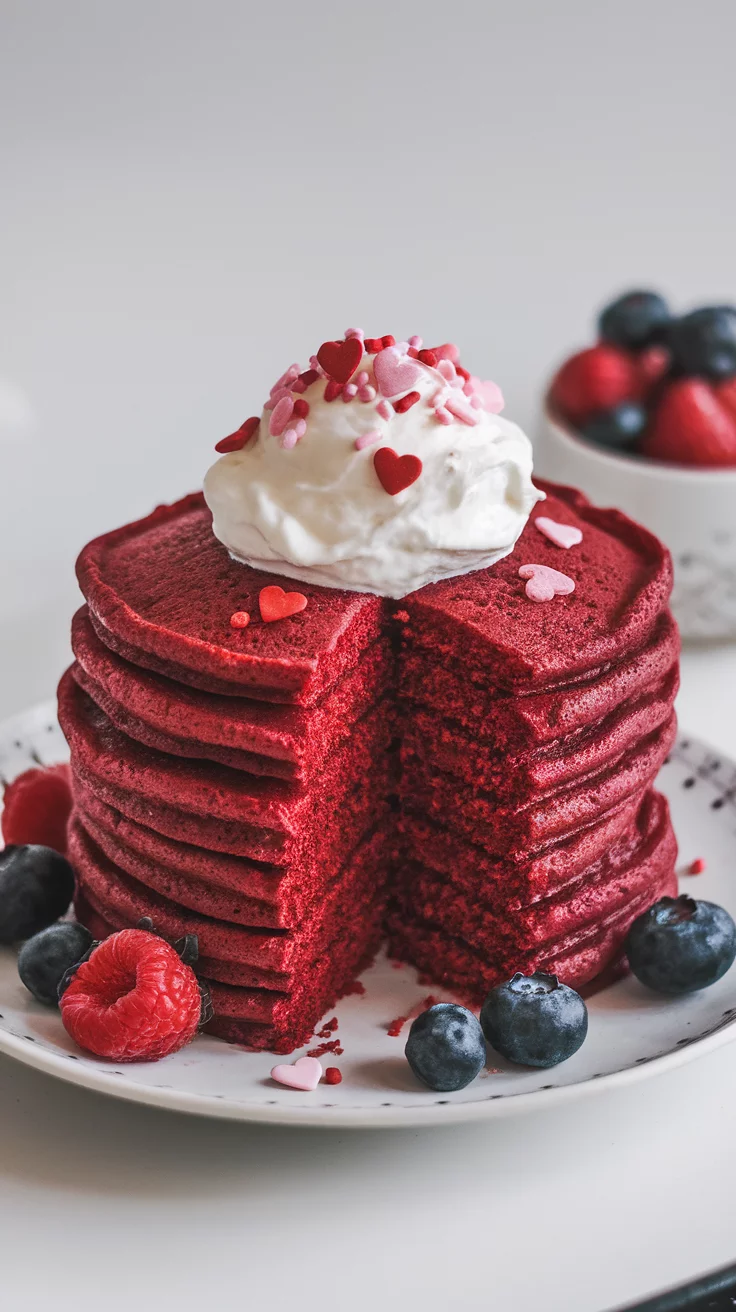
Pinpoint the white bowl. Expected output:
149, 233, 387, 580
535, 403, 736, 641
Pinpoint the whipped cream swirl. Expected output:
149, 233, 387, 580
204, 336, 542, 599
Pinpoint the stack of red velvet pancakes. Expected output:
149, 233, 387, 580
59, 481, 680, 1052
391, 483, 679, 999
59, 494, 396, 1052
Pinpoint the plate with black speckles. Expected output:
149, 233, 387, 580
1, 700, 736, 1128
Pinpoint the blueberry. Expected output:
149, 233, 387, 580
581, 402, 647, 451
626, 895, 736, 995
666, 307, 736, 380
0, 845, 75, 944
598, 290, 670, 349
18, 922, 93, 1006
405, 1003, 486, 1091
480, 972, 588, 1068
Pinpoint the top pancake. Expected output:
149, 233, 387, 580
76, 493, 385, 705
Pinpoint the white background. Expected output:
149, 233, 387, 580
2, 3, 736, 1310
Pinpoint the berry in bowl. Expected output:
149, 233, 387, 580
537, 291, 736, 639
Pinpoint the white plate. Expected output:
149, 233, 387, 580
1, 700, 735, 1127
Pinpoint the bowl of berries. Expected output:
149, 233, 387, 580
538, 291, 736, 640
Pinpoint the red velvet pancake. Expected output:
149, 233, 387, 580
75, 788, 391, 928
69, 818, 390, 990
72, 608, 392, 781
400, 482, 673, 692
76, 493, 385, 705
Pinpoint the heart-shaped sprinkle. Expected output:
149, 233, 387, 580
317, 337, 363, 384
270, 1056, 323, 1091
373, 348, 421, 398
215, 416, 260, 453
534, 517, 584, 550
519, 564, 576, 603
259, 585, 308, 623
466, 377, 505, 414
230, 611, 250, 629
269, 396, 295, 437
374, 447, 422, 495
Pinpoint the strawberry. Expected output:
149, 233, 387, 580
642, 378, 736, 467
715, 376, 736, 421
2, 764, 72, 855
549, 345, 640, 426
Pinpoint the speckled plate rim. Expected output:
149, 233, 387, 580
1, 701, 736, 1129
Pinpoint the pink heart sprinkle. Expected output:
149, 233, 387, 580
373, 348, 421, 398
534, 517, 583, 550
271, 1056, 323, 1091
519, 563, 576, 603
355, 428, 381, 451
474, 378, 505, 414
269, 395, 295, 437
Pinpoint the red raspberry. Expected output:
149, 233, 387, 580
549, 345, 640, 426
642, 378, 736, 467
324, 1067, 342, 1085
2, 764, 72, 856
60, 928, 202, 1062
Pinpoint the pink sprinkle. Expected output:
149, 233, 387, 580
294, 417, 307, 438
446, 392, 481, 425
434, 407, 453, 425
394, 341, 410, 354
356, 371, 370, 387
437, 359, 457, 383
408, 335, 423, 349
291, 379, 307, 393
519, 563, 576, 603
535, 517, 583, 550
342, 382, 358, 400
264, 386, 291, 411
355, 429, 381, 451
345, 327, 364, 341
376, 399, 392, 421
269, 395, 295, 437
358, 384, 376, 403
309, 355, 325, 375
469, 394, 482, 410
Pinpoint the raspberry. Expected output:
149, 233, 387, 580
60, 928, 202, 1062
324, 1067, 342, 1085
2, 764, 72, 856
549, 345, 640, 426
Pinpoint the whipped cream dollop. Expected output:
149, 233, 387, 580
204, 334, 542, 599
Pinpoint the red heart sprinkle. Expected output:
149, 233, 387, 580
393, 391, 420, 414
215, 416, 260, 453
230, 611, 250, 629
292, 398, 310, 419
259, 585, 308, 623
373, 447, 423, 495
317, 338, 363, 384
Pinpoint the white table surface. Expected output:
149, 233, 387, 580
0, 645, 731, 1312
